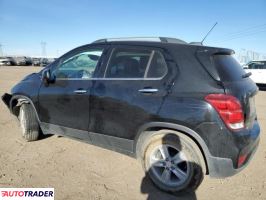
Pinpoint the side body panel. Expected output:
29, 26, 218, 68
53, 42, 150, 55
10, 72, 42, 113
89, 44, 177, 140
38, 79, 92, 130
38, 44, 109, 131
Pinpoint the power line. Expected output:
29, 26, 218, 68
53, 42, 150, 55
219, 28, 266, 41
216, 24, 266, 42
217, 29, 266, 43
219, 23, 266, 40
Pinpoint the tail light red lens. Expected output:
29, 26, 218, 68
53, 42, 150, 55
238, 154, 247, 167
205, 94, 244, 130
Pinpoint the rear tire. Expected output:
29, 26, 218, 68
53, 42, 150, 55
19, 104, 40, 141
140, 130, 204, 194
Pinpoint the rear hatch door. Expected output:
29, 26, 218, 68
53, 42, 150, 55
197, 49, 258, 129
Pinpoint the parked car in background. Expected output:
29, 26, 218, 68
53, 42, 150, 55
0, 57, 16, 66
0, 57, 9, 66
2, 37, 260, 194
32, 57, 56, 67
14, 57, 27, 66
243, 60, 266, 86
32, 58, 41, 66
47, 58, 57, 65
25, 57, 32, 66
40, 58, 49, 66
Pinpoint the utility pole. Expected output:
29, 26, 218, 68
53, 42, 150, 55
40, 42, 47, 58
0, 43, 3, 57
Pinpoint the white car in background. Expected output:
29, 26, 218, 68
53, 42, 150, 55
243, 60, 266, 86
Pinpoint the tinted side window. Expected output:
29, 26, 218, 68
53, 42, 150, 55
213, 55, 246, 81
105, 48, 152, 78
55, 48, 103, 79
147, 51, 168, 78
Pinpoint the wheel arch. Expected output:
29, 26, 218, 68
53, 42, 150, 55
10, 94, 40, 122
134, 122, 211, 174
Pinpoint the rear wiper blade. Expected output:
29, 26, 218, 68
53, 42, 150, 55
242, 72, 252, 78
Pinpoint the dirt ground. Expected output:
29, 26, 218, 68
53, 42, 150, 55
0, 66, 265, 200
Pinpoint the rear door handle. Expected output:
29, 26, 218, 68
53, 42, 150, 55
74, 89, 87, 94
138, 88, 158, 93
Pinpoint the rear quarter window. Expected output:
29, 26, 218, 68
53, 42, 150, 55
213, 55, 246, 81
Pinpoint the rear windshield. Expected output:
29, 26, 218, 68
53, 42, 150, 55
213, 55, 246, 81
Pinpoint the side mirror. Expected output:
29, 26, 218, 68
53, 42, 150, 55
42, 69, 55, 86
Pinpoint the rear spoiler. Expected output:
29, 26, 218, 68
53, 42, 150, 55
195, 47, 234, 82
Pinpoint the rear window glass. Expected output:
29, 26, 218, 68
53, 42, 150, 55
105, 48, 152, 78
213, 55, 246, 81
105, 47, 167, 79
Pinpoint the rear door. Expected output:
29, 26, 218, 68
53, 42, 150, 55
89, 45, 176, 143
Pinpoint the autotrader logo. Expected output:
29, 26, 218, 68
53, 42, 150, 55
0, 188, 54, 200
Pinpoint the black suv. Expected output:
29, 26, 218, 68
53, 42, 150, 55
2, 37, 260, 193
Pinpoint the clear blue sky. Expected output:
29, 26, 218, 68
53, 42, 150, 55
0, 0, 265, 57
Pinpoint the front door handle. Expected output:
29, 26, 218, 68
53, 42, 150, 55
74, 89, 87, 94
138, 88, 158, 94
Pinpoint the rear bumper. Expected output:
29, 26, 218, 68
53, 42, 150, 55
208, 134, 259, 178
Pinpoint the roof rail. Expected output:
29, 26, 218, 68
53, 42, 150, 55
189, 42, 203, 45
92, 37, 187, 44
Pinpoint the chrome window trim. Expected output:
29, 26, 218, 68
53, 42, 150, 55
144, 50, 155, 78
55, 47, 169, 81
56, 77, 164, 81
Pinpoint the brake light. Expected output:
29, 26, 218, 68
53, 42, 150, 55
238, 154, 247, 167
205, 94, 244, 130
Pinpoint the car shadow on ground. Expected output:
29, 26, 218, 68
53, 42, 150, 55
38, 133, 53, 140
140, 173, 197, 200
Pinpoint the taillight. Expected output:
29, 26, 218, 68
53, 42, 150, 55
238, 154, 247, 167
205, 94, 244, 130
